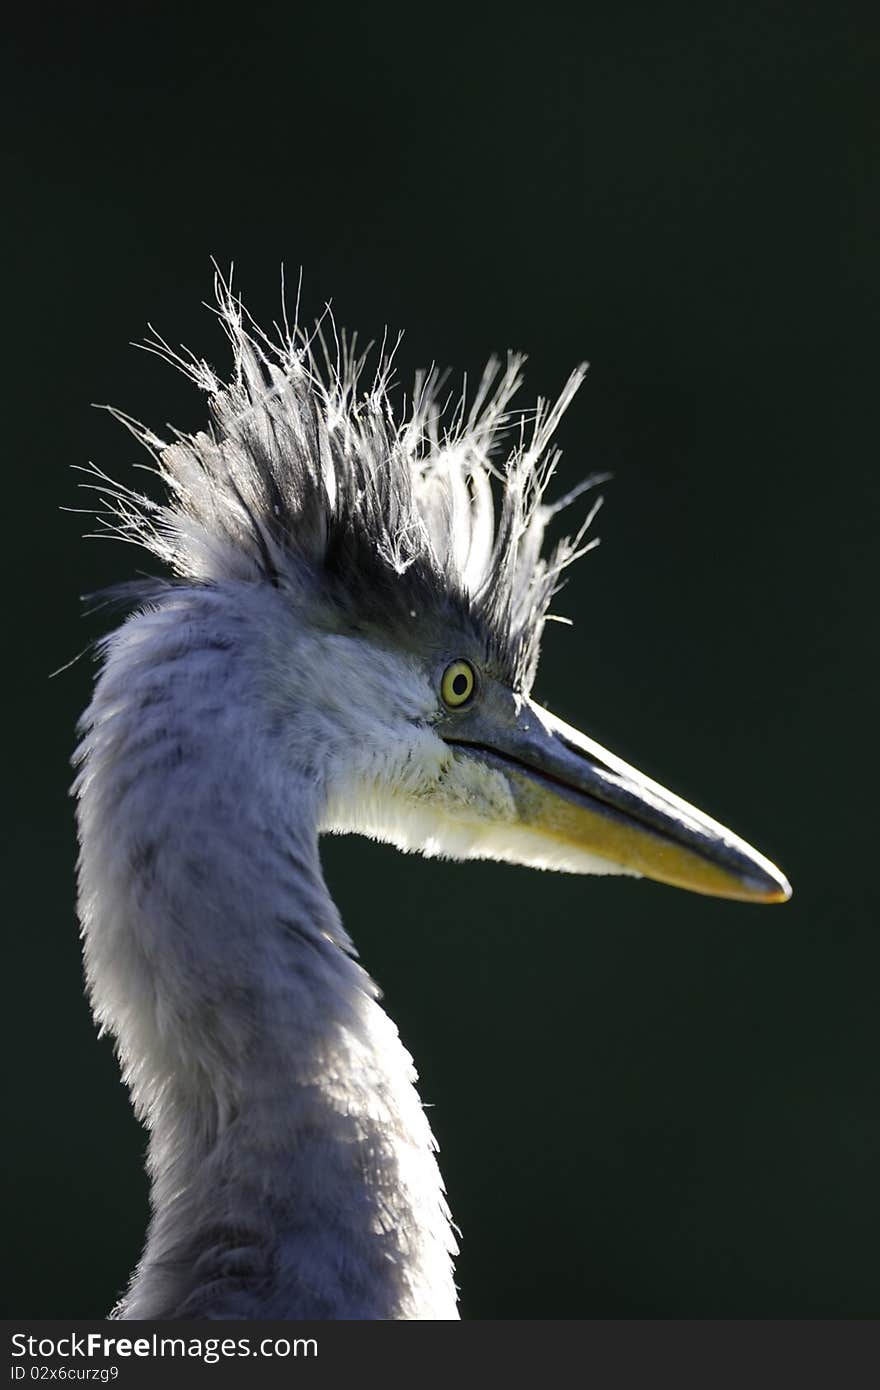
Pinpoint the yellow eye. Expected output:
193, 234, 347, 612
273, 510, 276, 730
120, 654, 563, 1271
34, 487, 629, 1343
441, 659, 476, 708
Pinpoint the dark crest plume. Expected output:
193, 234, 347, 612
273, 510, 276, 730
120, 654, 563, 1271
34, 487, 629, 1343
84, 271, 605, 690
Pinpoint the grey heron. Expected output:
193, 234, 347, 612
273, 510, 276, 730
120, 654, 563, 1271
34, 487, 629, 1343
74, 277, 791, 1320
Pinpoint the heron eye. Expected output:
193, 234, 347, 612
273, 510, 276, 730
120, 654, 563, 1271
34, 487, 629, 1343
441, 659, 476, 708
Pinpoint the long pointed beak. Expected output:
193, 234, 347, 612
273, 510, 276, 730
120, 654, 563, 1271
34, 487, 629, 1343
443, 697, 791, 904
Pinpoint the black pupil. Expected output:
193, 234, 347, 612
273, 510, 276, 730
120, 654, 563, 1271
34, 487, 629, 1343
452, 672, 469, 697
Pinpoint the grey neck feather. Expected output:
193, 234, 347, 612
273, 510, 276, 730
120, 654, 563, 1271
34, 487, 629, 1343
74, 590, 458, 1319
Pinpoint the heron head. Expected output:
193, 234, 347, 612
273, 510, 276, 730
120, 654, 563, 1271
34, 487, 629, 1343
100, 279, 790, 904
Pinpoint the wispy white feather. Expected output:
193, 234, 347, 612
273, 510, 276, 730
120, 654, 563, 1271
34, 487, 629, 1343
86, 269, 603, 690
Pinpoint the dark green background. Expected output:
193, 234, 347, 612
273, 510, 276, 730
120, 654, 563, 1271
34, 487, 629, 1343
3, 4, 875, 1318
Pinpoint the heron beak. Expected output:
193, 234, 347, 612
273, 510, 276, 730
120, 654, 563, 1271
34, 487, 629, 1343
443, 697, 791, 903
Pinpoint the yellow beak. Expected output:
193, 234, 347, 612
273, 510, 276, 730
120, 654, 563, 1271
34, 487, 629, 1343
442, 695, 791, 904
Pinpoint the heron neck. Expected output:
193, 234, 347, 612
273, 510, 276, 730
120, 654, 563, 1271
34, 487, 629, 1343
75, 595, 457, 1319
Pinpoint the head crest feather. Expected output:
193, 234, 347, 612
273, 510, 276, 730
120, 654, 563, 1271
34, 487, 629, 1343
85, 270, 605, 690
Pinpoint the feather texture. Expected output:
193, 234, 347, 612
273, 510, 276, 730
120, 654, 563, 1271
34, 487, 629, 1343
86, 270, 601, 691
75, 588, 461, 1318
